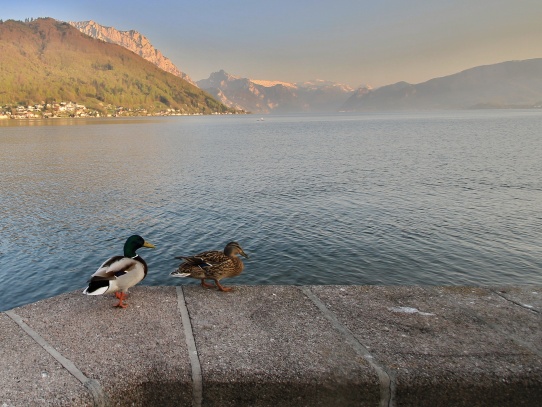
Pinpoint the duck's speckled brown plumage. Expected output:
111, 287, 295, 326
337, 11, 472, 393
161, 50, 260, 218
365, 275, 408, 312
170, 241, 248, 292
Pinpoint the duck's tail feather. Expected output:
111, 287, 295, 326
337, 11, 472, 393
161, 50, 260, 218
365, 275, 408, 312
170, 270, 191, 278
83, 279, 110, 295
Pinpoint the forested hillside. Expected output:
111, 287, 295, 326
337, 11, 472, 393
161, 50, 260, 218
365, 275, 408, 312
0, 18, 235, 115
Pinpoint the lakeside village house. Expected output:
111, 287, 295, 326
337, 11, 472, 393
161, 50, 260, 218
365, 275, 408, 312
0, 102, 97, 119
0, 102, 213, 119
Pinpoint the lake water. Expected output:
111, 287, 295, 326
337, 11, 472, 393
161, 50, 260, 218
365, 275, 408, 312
1, 111, 541, 311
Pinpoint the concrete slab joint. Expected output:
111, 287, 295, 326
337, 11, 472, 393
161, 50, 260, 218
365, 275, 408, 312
176, 286, 203, 407
300, 287, 395, 407
4, 310, 108, 407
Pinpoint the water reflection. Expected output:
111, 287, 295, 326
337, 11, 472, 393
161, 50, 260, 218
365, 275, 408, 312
0, 117, 161, 127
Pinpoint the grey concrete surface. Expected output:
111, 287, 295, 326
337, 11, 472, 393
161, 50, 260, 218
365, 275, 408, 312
184, 286, 380, 407
0, 313, 93, 406
311, 286, 542, 407
1, 285, 541, 407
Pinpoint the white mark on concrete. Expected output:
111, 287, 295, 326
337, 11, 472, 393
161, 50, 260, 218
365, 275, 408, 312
389, 307, 435, 316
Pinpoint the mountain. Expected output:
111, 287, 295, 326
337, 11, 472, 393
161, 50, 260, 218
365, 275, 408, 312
0, 18, 234, 115
342, 59, 542, 111
197, 70, 355, 113
69, 20, 195, 85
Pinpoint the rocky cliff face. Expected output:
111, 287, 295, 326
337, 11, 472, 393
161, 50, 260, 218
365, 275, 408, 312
69, 20, 194, 85
197, 70, 355, 113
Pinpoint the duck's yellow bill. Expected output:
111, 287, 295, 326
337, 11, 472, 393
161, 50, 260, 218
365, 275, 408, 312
143, 241, 156, 249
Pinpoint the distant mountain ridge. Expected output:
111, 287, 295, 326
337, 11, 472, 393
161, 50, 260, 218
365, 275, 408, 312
197, 70, 355, 113
342, 58, 542, 111
66, 20, 542, 113
69, 20, 195, 85
4, 18, 541, 114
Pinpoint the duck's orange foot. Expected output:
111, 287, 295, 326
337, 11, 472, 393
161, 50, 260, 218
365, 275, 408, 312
214, 280, 233, 292
219, 287, 233, 292
114, 301, 128, 308
201, 279, 215, 289
113, 292, 128, 308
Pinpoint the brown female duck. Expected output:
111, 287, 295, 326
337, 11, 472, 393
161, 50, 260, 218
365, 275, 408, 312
170, 241, 248, 292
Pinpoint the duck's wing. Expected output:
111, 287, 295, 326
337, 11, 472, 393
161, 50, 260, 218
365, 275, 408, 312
173, 250, 232, 277
90, 256, 140, 280
176, 250, 225, 266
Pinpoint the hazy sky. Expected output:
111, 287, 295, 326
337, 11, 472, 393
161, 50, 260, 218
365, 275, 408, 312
3, 1, 542, 88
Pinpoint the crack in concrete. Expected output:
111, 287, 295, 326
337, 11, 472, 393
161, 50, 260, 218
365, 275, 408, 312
176, 287, 203, 407
5, 310, 108, 407
491, 289, 540, 314
300, 287, 395, 407
457, 299, 542, 359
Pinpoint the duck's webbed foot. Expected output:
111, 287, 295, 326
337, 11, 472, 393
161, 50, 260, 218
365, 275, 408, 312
214, 279, 233, 292
114, 292, 128, 308
201, 279, 215, 289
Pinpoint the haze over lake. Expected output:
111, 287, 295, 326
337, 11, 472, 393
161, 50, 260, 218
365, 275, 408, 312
1, 110, 541, 311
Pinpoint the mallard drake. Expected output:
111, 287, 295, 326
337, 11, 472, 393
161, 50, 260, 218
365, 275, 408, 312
83, 235, 155, 308
171, 241, 248, 292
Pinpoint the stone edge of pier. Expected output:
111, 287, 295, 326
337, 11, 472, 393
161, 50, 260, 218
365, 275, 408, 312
1, 285, 541, 406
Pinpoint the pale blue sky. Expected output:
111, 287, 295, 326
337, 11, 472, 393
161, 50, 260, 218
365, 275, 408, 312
3, 1, 542, 88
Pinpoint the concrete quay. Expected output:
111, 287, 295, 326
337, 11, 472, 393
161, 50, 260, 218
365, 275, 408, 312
1, 285, 541, 407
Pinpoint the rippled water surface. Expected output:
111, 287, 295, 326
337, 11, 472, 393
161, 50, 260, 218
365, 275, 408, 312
1, 111, 541, 310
